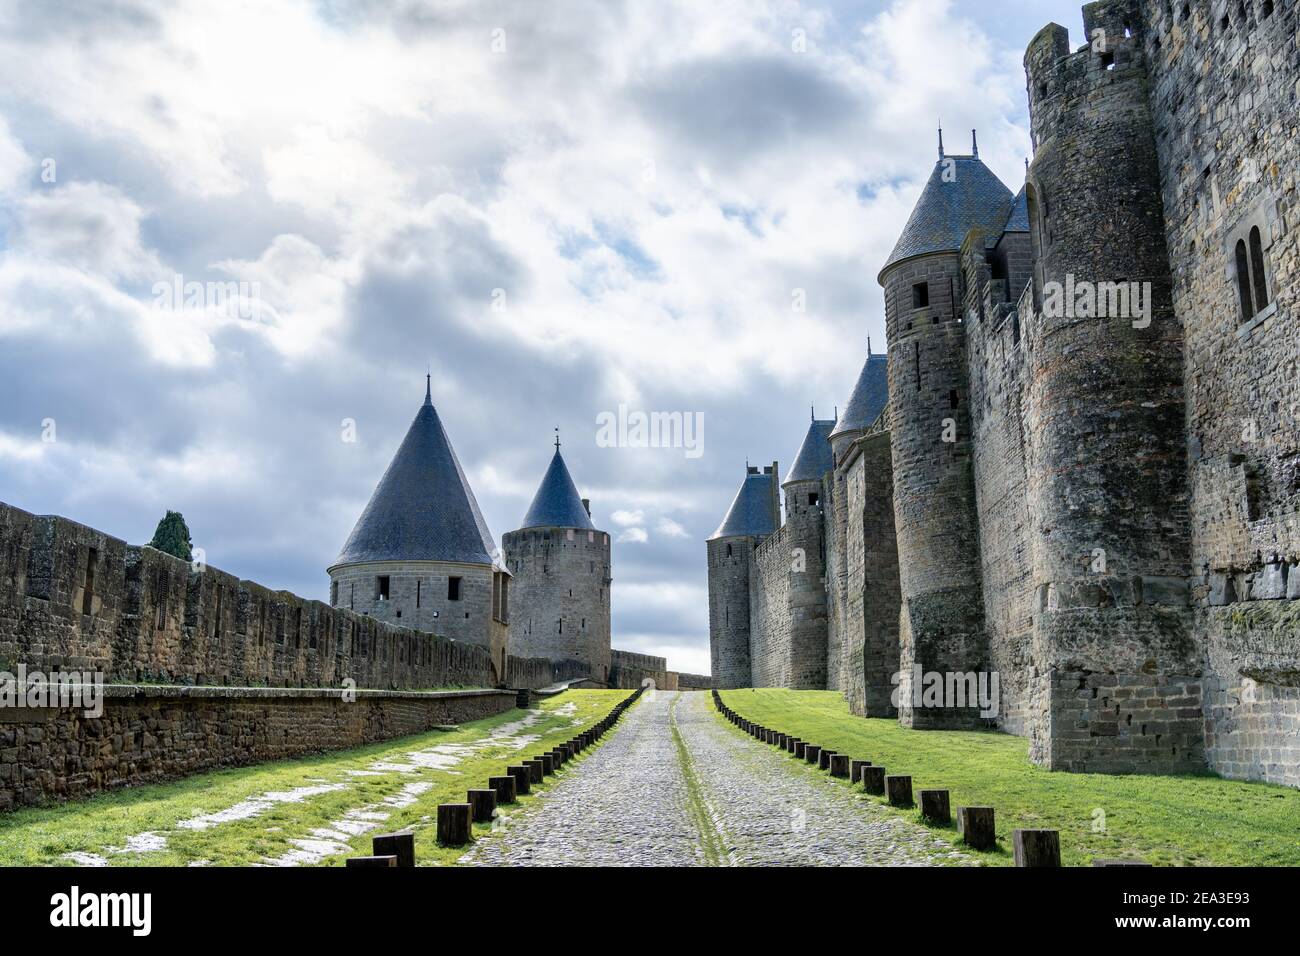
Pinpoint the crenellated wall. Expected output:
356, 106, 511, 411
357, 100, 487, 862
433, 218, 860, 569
0, 499, 568, 692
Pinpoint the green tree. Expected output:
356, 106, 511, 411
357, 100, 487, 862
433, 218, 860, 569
148, 510, 193, 562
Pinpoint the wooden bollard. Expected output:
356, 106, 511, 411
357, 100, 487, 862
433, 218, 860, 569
786, 737, 798, 753
885, 775, 913, 807
507, 765, 531, 795
829, 753, 850, 778
958, 806, 996, 850
436, 803, 473, 847
919, 789, 951, 825
346, 855, 396, 867
818, 749, 834, 771
1013, 829, 1061, 867
550, 748, 565, 766
468, 788, 498, 824
804, 744, 822, 764
489, 774, 517, 804
861, 765, 886, 794
524, 759, 544, 783
538, 754, 555, 775
849, 759, 871, 783
793, 741, 807, 759
371, 831, 415, 868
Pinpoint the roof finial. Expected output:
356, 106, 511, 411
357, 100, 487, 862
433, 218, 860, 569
810, 404, 815, 422
424, 371, 432, 405
1024, 156, 1030, 175
867, 335, 872, 357
554, 426, 561, 451
937, 120, 944, 159
972, 128, 978, 157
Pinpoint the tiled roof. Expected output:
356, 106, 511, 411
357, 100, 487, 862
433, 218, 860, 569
879, 154, 1014, 282
519, 448, 596, 531
709, 470, 777, 540
830, 350, 889, 438
1004, 184, 1030, 232
783, 419, 836, 485
333, 383, 500, 569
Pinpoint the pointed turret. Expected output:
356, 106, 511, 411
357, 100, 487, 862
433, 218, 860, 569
830, 346, 889, 440
332, 384, 499, 569
782, 418, 836, 487
709, 465, 779, 540
519, 445, 596, 531
878, 147, 1014, 284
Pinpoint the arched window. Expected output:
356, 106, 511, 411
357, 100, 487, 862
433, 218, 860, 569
1249, 226, 1270, 312
1235, 239, 1254, 320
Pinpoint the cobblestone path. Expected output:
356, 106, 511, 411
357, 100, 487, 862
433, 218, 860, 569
462, 691, 972, 866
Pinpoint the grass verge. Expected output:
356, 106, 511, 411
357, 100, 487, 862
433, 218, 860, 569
668, 692, 727, 866
0, 689, 629, 867
719, 688, 1300, 867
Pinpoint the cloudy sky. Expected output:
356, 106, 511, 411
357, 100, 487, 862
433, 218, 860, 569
0, 0, 1087, 675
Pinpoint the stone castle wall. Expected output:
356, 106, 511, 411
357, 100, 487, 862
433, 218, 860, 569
502, 526, 612, 682
0, 685, 516, 811
1135, 0, 1300, 785
707, 536, 755, 688
0, 499, 566, 692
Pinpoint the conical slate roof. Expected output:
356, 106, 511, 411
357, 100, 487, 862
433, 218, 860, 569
783, 419, 835, 485
1004, 184, 1030, 232
830, 349, 889, 438
332, 380, 500, 569
709, 470, 777, 540
878, 154, 1013, 283
519, 448, 595, 531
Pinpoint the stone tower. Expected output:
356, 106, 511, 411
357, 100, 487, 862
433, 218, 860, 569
501, 438, 612, 682
1022, 7, 1197, 772
779, 416, 835, 689
328, 376, 510, 680
707, 463, 779, 688
879, 131, 1007, 728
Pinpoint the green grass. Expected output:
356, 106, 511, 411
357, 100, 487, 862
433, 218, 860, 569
668, 693, 726, 866
0, 689, 629, 867
719, 689, 1300, 867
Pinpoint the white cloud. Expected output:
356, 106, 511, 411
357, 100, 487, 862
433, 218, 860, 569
616, 527, 648, 544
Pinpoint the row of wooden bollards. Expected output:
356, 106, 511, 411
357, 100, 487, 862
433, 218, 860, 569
712, 690, 1082, 868
346, 685, 648, 864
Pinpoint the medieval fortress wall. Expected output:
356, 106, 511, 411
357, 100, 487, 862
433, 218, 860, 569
709, 0, 1300, 787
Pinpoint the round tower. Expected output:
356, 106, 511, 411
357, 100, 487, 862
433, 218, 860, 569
781, 415, 835, 689
707, 463, 779, 688
1022, 13, 1196, 772
328, 376, 510, 679
879, 132, 1009, 728
501, 437, 611, 682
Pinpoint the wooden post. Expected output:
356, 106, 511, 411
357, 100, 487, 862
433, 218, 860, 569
804, 744, 822, 764
919, 789, 951, 825
436, 803, 472, 847
346, 855, 396, 867
537, 754, 555, 775
793, 741, 807, 759
1013, 829, 1061, 867
849, 759, 872, 783
468, 788, 498, 824
818, 749, 833, 771
861, 766, 886, 795
885, 775, 913, 806
829, 753, 850, 778
958, 806, 996, 850
371, 831, 415, 868
787, 737, 800, 754
489, 775, 517, 804
524, 760, 544, 784
507, 765, 531, 795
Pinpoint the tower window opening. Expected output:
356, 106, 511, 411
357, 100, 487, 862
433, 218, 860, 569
949, 389, 959, 408
448, 576, 462, 601
726, 543, 733, 557
808, 492, 819, 507
1235, 239, 1256, 320
416, 579, 421, 608
911, 282, 929, 308
376, 575, 390, 601
1099, 50, 1115, 69
349, 582, 355, 610
1261, 0, 1274, 17
1249, 226, 1270, 313
82, 547, 98, 616
331, 580, 338, 605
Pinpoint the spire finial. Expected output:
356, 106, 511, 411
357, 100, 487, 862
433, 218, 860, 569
972, 128, 978, 157
424, 371, 432, 405
810, 404, 815, 422
1024, 156, 1030, 175
554, 426, 561, 451
937, 120, 944, 159
868, 335, 872, 357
